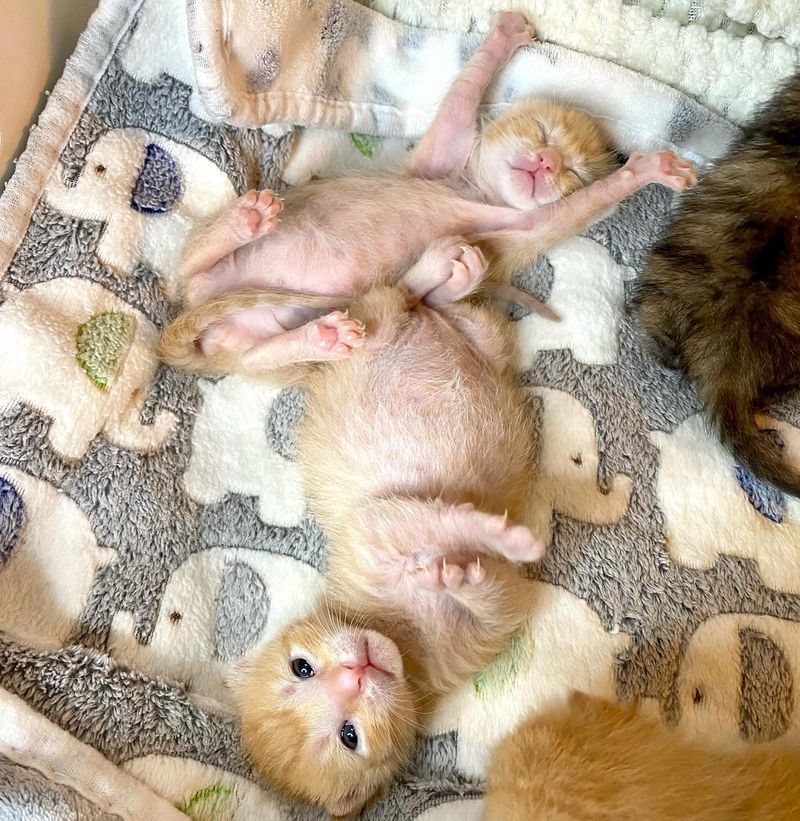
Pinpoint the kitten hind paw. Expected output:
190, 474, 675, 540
232, 189, 283, 243
309, 311, 366, 358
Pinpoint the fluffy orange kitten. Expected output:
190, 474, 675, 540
234, 240, 541, 816
486, 693, 800, 820
158, 14, 694, 378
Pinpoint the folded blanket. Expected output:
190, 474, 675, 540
186, 0, 799, 130
2, 0, 800, 819
364, 0, 800, 122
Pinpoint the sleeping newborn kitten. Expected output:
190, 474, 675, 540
635, 72, 800, 495
158, 12, 695, 378
235, 239, 542, 816
486, 693, 800, 820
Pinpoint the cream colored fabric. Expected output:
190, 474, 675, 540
0, 687, 189, 821
187, 0, 798, 130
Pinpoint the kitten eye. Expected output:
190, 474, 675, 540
564, 169, 582, 183
340, 720, 358, 751
291, 658, 315, 678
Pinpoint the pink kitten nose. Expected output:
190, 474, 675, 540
332, 664, 366, 696
537, 149, 560, 173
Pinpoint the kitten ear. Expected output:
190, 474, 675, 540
325, 784, 376, 818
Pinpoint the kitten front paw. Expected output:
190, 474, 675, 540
232, 189, 283, 243
413, 555, 488, 592
624, 151, 697, 192
410, 237, 488, 305
490, 12, 535, 54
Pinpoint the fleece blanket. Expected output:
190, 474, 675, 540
1, 0, 800, 818
186, 0, 799, 128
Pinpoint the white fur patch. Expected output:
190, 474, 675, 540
44, 128, 236, 301
429, 582, 629, 777
527, 387, 632, 547
0, 468, 116, 644
675, 614, 800, 750
108, 547, 323, 704
122, 756, 285, 820
120, 0, 214, 119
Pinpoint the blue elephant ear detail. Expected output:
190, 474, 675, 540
734, 466, 786, 524
131, 143, 183, 214
0, 476, 25, 566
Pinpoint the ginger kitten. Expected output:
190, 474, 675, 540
234, 240, 541, 816
486, 693, 800, 820
158, 14, 693, 379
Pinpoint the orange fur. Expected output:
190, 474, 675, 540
157, 288, 347, 378
475, 99, 616, 202
234, 276, 538, 817
472, 99, 617, 278
236, 610, 419, 816
157, 98, 614, 376
486, 693, 800, 820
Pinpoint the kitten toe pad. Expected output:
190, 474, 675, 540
491, 12, 535, 53
624, 151, 697, 192
232, 189, 283, 242
413, 554, 487, 591
310, 312, 366, 357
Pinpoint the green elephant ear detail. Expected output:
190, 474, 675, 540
75, 311, 135, 390
176, 784, 237, 821
351, 132, 380, 158
473, 628, 534, 696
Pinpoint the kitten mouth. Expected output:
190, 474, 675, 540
364, 640, 395, 678
359, 635, 403, 680
508, 162, 537, 197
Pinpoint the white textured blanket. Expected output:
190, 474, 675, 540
1, 0, 800, 819
184, 0, 798, 129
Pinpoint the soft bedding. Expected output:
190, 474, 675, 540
1, 0, 799, 818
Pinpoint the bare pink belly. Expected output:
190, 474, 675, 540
230, 178, 475, 296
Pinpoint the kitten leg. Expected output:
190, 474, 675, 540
407, 13, 534, 178
364, 498, 545, 567
181, 189, 283, 303
201, 308, 365, 372
466, 151, 697, 245
399, 237, 488, 304
521, 151, 696, 240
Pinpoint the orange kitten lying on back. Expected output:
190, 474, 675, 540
486, 693, 800, 820
233, 240, 541, 817
158, 11, 694, 380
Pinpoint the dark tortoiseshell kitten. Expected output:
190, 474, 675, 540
635, 73, 800, 494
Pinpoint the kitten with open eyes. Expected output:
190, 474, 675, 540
234, 239, 542, 817
635, 73, 800, 495
158, 13, 694, 378
485, 693, 800, 820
